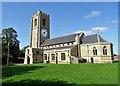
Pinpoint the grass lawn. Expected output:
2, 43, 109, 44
2, 63, 118, 86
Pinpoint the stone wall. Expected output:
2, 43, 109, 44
24, 47, 43, 64
80, 42, 113, 63
44, 48, 71, 64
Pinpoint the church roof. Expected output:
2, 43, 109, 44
41, 33, 81, 46
81, 34, 107, 44
41, 33, 108, 46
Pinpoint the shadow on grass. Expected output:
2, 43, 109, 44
2, 65, 45, 79
2, 79, 118, 86
113, 61, 120, 63
2, 79, 74, 86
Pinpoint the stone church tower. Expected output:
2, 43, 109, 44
24, 10, 50, 64
30, 10, 50, 48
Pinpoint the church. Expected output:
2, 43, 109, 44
24, 10, 114, 64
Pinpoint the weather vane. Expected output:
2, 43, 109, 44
97, 29, 100, 35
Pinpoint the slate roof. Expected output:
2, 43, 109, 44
41, 33, 108, 46
81, 34, 107, 44
41, 33, 81, 46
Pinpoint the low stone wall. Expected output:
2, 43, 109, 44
113, 56, 120, 61
82, 56, 112, 63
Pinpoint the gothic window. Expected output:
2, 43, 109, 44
103, 46, 107, 55
93, 47, 97, 55
43, 19, 46, 26
61, 53, 65, 60
34, 19, 37, 26
51, 54, 55, 60
44, 54, 47, 60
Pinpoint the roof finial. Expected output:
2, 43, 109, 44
97, 29, 100, 35
81, 29, 83, 32
81, 29, 84, 34
97, 29, 100, 42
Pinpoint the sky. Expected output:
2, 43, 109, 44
2, 2, 118, 54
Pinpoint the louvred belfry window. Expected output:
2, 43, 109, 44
43, 19, 46, 26
34, 19, 37, 26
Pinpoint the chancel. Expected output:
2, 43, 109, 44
24, 10, 114, 64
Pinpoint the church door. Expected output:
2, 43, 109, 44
27, 56, 30, 64
91, 57, 94, 63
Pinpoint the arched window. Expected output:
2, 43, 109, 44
44, 54, 47, 60
103, 46, 107, 55
93, 47, 97, 55
43, 19, 46, 26
51, 54, 55, 60
61, 53, 65, 60
34, 19, 37, 26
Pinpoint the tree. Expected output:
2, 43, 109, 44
19, 45, 29, 58
2, 27, 20, 65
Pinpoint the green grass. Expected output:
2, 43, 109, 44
2, 63, 118, 86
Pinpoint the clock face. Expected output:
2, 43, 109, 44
41, 28, 48, 37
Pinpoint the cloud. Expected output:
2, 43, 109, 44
91, 27, 108, 32
74, 26, 109, 36
75, 30, 95, 35
85, 11, 101, 18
